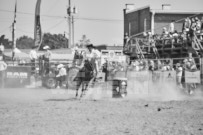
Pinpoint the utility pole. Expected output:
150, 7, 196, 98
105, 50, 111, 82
12, 16, 16, 60
67, 0, 71, 48
12, 22, 16, 49
72, 15, 74, 47
67, 1, 77, 48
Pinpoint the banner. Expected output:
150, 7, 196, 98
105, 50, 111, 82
152, 71, 176, 82
4, 66, 31, 88
127, 71, 150, 94
185, 70, 201, 83
34, 0, 42, 48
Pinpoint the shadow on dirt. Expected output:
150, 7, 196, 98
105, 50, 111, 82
44, 97, 77, 102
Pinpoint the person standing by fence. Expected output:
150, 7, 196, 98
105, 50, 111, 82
176, 63, 183, 89
29, 46, 38, 74
0, 43, 4, 56
0, 56, 7, 88
43, 46, 52, 74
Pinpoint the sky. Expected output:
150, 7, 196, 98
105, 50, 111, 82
0, 0, 203, 46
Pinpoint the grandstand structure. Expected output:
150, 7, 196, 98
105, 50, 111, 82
123, 5, 203, 60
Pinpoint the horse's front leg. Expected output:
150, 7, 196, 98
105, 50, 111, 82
84, 82, 88, 93
76, 80, 81, 97
80, 82, 87, 98
76, 89, 78, 97
80, 82, 84, 98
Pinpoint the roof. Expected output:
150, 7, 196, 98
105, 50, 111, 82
125, 5, 203, 14
151, 9, 203, 14
126, 5, 150, 14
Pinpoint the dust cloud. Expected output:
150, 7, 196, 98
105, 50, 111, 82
83, 78, 203, 102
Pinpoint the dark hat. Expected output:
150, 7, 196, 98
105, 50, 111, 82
86, 44, 95, 48
32, 46, 38, 49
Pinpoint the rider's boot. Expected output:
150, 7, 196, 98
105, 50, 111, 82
189, 90, 194, 95
76, 91, 78, 97
56, 81, 60, 89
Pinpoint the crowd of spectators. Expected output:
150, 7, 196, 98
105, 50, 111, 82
127, 59, 172, 72
143, 16, 203, 46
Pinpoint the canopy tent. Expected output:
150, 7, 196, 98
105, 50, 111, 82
4, 48, 30, 61
4, 48, 75, 62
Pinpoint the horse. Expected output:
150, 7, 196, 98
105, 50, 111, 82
73, 51, 95, 98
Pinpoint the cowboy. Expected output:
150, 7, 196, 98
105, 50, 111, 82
43, 46, 52, 73
0, 56, 7, 88
0, 43, 4, 56
86, 44, 101, 77
56, 64, 67, 88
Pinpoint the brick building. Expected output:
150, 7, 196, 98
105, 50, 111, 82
123, 5, 203, 38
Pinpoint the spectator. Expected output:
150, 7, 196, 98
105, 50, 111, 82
183, 17, 191, 33
143, 32, 148, 38
195, 17, 201, 34
187, 52, 195, 63
169, 20, 175, 33
29, 46, 38, 73
0, 43, 4, 56
176, 63, 183, 89
201, 16, 203, 32
172, 30, 179, 43
56, 64, 67, 88
183, 57, 197, 95
181, 30, 188, 43
189, 18, 196, 40
149, 60, 155, 71
200, 17, 203, 40
43, 46, 52, 74
0, 57, 7, 88
161, 27, 169, 39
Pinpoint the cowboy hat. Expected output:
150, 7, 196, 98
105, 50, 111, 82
57, 64, 64, 69
86, 44, 95, 48
43, 46, 50, 50
176, 63, 180, 67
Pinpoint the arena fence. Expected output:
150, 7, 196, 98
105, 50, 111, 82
1, 57, 203, 90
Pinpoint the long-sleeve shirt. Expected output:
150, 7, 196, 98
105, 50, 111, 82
29, 50, 38, 60
0, 61, 7, 71
44, 50, 52, 59
0, 45, 4, 52
88, 49, 101, 59
56, 67, 67, 77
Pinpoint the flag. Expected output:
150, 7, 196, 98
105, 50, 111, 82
12, 0, 17, 53
34, 0, 43, 48
14, 0, 17, 23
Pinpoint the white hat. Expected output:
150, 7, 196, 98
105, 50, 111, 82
57, 64, 64, 69
43, 46, 50, 50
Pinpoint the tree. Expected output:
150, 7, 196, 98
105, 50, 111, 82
1, 33, 69, 50
78, 35, 90, 48
16, 35, 34, 49
0, 35, 12, 49
40, 33, 68, 50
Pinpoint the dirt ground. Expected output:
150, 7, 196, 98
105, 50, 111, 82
0, 86, 203, 135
